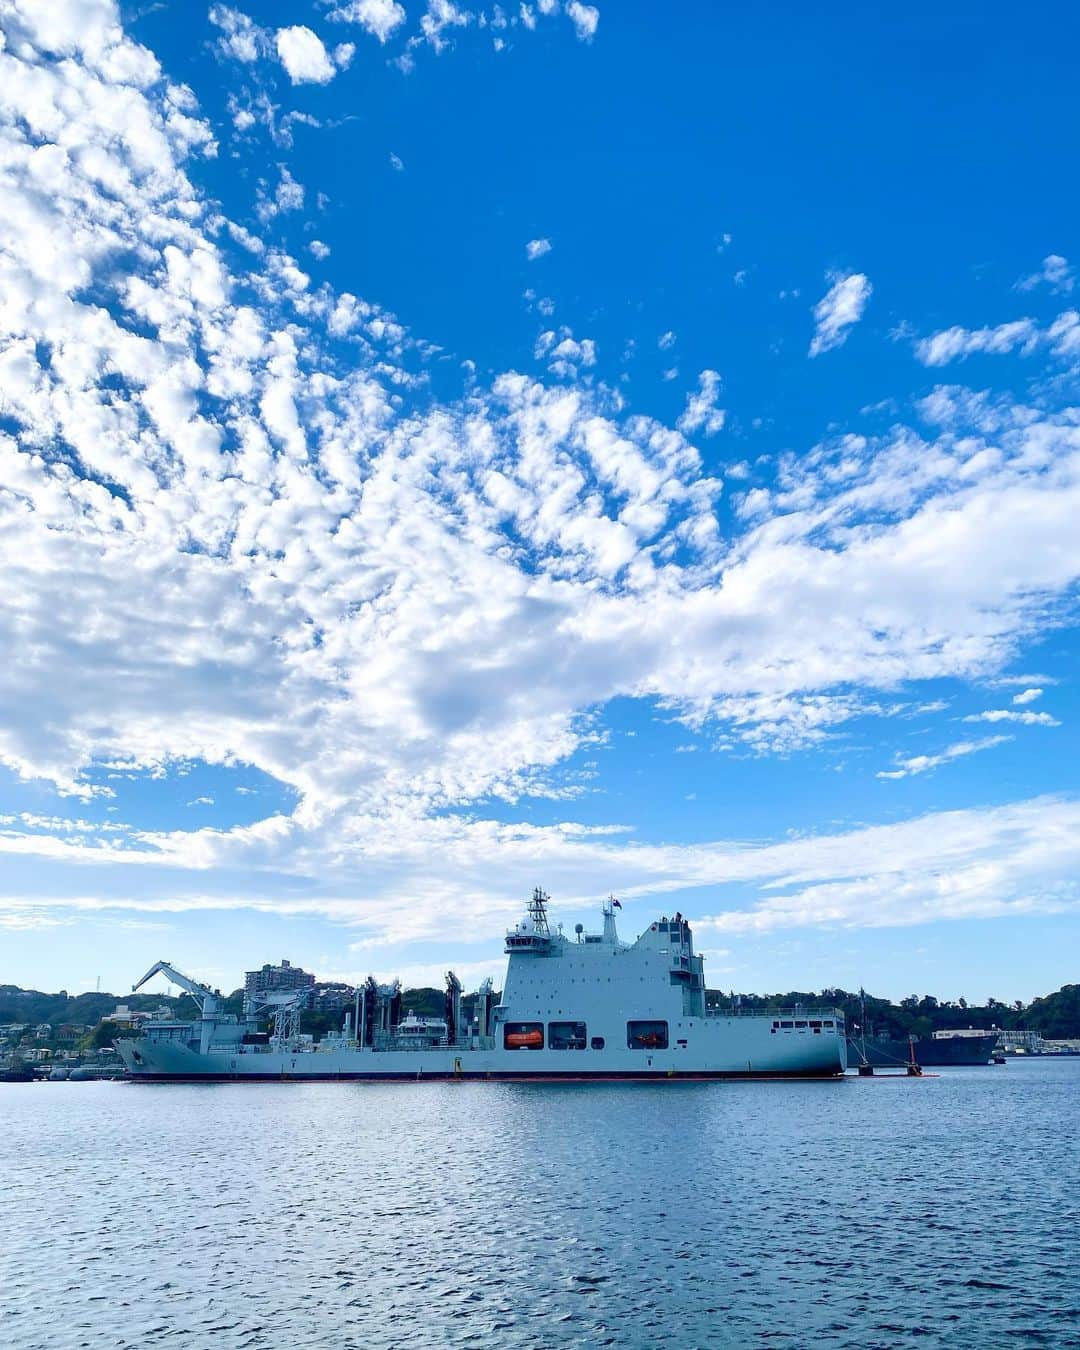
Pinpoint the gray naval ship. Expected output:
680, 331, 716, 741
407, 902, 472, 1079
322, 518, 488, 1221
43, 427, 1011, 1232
115, 891, 847, 1081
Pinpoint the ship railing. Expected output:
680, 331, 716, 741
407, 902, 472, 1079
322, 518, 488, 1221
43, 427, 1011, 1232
370, 1035, 484, 1052
703, 1005, 846, 1020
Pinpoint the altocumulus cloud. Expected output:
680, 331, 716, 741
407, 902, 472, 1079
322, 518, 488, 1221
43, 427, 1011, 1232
325, 0, 407, 45
0, 1, 1078, 945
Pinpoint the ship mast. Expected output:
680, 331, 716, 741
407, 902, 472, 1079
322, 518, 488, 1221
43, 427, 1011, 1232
528, 886, 551, 937
603, 894, 620, 943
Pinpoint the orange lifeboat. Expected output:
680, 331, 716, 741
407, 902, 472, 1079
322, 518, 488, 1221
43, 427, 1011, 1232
505, 1028, 544, 1049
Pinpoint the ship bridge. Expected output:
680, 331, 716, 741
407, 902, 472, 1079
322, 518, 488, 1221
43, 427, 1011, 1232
505, 886, 557, 954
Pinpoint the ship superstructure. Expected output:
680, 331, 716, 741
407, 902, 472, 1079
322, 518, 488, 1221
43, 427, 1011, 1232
115, 892, 847, 1081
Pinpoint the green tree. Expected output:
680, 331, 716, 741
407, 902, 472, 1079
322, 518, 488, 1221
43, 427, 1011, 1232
1023, 984, 1080, 1038
88, 1020, 127, 1050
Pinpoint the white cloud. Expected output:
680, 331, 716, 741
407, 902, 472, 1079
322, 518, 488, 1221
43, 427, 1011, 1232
389, 152, 405, 171
566, 2, 599, 41
308, 240, 331, 260
876, 735, 1010, 780
989, 673, 1057, 688
526, 237, 552, 260
325, 0, 407, 43
256, 165, 305, 221
1012, 687, 1042, 705
2, 796, 1077, 947
1, 0, 1080, 962
695, 796, 1080, 935
961, 710, 1059, 727
420, 0, 472, 51
275, 25, 337, 84
914, 318, 1039, 367
915, 302, 1080, 368
676, 370, 725, 437
808, 272, 872, 357
658, 330, 676, 350
535, 327, 596, 379
209, 5, 267, 63
1016, 254, 1073, 295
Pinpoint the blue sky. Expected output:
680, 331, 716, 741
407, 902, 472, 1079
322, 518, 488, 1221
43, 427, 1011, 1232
0, 0, 1077, 1003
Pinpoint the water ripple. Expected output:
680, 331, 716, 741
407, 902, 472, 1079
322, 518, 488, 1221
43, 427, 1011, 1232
0, 1061, 1077, 1348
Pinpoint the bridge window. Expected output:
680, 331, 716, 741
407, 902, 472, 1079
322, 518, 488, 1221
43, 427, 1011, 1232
627, 1020, 668, 1050
548, 1021, 587, 1050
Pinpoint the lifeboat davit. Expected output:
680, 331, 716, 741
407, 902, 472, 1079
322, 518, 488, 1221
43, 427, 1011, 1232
505, 1029, 543, 1049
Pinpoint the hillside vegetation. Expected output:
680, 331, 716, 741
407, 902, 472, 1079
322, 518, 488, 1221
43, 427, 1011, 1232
2, 982, 1077, 1039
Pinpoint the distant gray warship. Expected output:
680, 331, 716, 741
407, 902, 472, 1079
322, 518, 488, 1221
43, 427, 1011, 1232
116, 891, 847, 1081
847, 1030, 999, 1068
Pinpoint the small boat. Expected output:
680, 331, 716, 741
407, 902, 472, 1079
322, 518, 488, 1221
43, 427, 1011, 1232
504, 1028, 544, 1050
0, 1066, 36, 1083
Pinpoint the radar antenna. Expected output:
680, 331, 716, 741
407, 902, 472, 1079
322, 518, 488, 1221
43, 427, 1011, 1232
528, 886, 551, 936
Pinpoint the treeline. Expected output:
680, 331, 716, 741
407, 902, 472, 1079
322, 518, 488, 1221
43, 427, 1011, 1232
0, 986, 183, 1028
371, 982, 1080, 1039
705, 984, 1080, 1040
3, 981, 1077, 1040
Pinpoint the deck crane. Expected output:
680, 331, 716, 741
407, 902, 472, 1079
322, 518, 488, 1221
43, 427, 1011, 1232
133, 960, 220, 1012
132, 960, 224, 1055
132, 961, 306, 1053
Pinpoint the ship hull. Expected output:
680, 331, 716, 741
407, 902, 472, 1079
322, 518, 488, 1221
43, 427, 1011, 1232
117, 1019, 847, 1082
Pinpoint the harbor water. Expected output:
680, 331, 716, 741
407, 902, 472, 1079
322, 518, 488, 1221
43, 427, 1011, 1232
1, 1059, 1076, 1349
